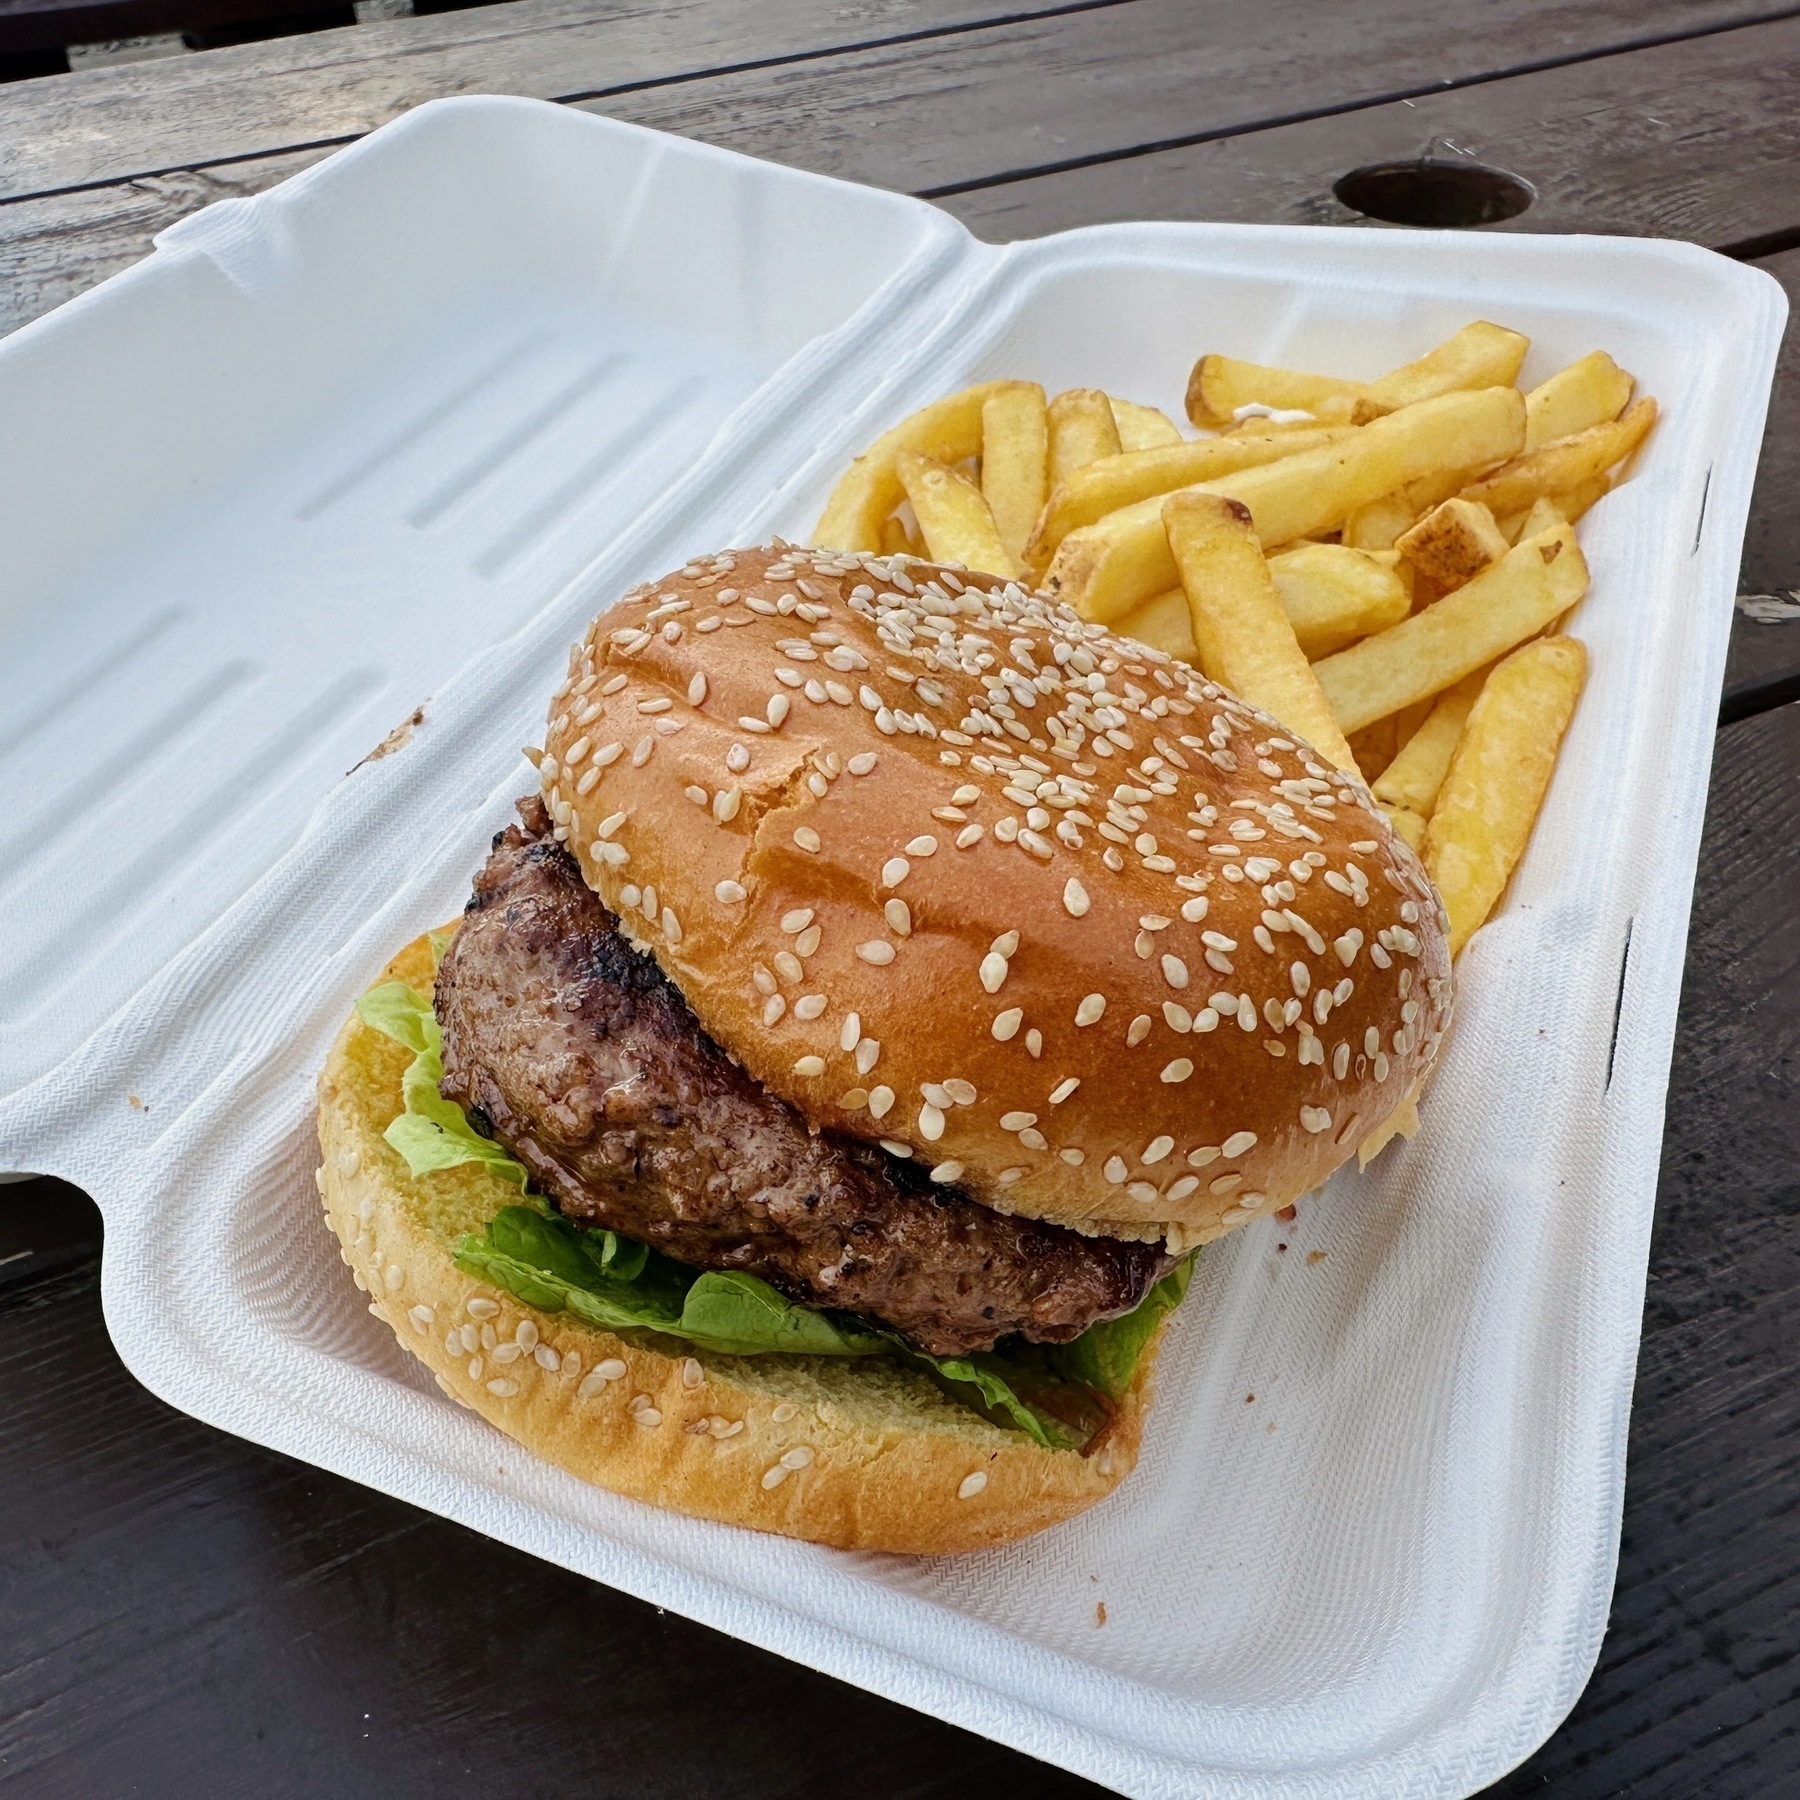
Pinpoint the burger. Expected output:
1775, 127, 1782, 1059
316, 543, 1452, 1553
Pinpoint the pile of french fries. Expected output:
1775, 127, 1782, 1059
812, 323, 1655, 960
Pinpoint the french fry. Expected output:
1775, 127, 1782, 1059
1343, 492, 1418, 551
896, 452, 1017, 579
1459, 398, 1657, 519
1048, 388, 1123, 484
1111, 397, 1184, 450
1424, 635, 1588, 956
1525, 350, 1634, 451
1395, 496, 1511, 591
1113, 586, 1198, 662
1164, 492, 1360, 774
879, 514, 920, 558
1267, 542, 1410, 657
1504, 495, 1569, 545
814, 381, 1012, 550
1025, 427, 1357, 567
1386, 807, 1428, 852
1046, 386, 1525, 623
1498, 475, 1608, 542
980, 383, 1049, 565
1370, 665, 1489, 816
1312, 523, 1588, 734
1352, 322, 1530, 423
1185, 355, 1368, 429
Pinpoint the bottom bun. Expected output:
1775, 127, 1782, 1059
314, 929, 1164, 1553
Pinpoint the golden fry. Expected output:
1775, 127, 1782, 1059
1312, 523, 1588, 734
1396, 496, 1511, 590
1343, 492, 1418, 551
1498, 474, 1609, 542
1385, 806, 1428, 852
1026, 427, 1356, 567
1164, 492, 1360, 774
980, 383, 1049, 565
1047, 388, 1122, 484
1113, 586, 1198, 662
896, 452, 1017, 579
1268, 542, 1410, 658
1046, 386, 1525, 623
1370, 665, 1489, 816
1425, 635, 1588, 956
815, 382, 1011, 550
1185, 354, 1368, 429
1525, 350, 1634, 451
1352, 321, 1530, 423
1460, 398, 1657, 519
1110, 397, 1184, 450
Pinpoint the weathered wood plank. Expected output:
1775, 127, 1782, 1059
1489, 694, 1800, 1796
0, 0, 1786, 203
0, 1252, 1104, 1796
0, 0, 1131, 199
934, 10, 1800, 246
0, 148, 321, 336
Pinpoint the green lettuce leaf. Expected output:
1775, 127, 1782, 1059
356, 981, 528, 1190
1048, 1254, 1196, 1400
452, 1207, 1185, 1450
358, 972, 1194, 1447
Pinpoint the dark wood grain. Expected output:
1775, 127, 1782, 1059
0, 0, 349, 55
0, 0, 1785, 202
0, 1247, 1104, 1798
0, 149, 321, 336
1487, 696, 1800, 1797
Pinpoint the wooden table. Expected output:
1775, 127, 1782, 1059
4, 4, 1799, 1792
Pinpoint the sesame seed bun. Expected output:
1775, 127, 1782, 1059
316, 931, 1153, 1553
538, 546, 1453, 1248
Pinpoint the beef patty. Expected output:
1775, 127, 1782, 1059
434, 799, 1171, 1357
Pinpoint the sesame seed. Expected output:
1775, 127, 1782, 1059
1049, 1078, 1080, 1104
857, 941, 896, 965
943, 1078, 977, 1105
487, 1378, 520, 1397
793, 826, 821, 852
992, 1008, 1023, 1041
1188, 1146, 1220, 1167
762, 1465, 790, 1489
856, 1038, 881, 1074
979, 952, 1009, 993
956, 824, 984, 848
772, 1401, 799, 1422
467, 1297, 499, 1320
930, 1160, 964, 1183
1161, 1059, 1195, 1083
881, 856, 910, 887
958, 1472, 988, 1499
794, 995, 826, 1020
885, 898, 912, 935
638, 697, 672, 714
1301, 1105, 1332, 1133
632, 736, 655, 766
1222, 1130, 1258, 1157
794, 924, 821, 956
1000, 1110, 1037, 1131
726, 744, 751, 772
906, 835, 939, 856
991, 930, 1020, 957
682, 1357, 704, 1388
1143, 1135, 1174, 1163
794, 1055, 825, 1076
1060, 1148, 1086, 1166
782, 909, 814, 933
1161, 955, 1190, 989
688, 672, 708, 705
1062, 877, 1091, 916
919, 1104, 946, 1140
1104, 1156, 1129, 1184
662, 907, 682, 943
840, 1011, 862, 1052
1127, 1014, 1151, 1046
1210, 1173, 1242, 1195
1075, 993, 1106, 1026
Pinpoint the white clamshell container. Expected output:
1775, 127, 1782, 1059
0, 95, 1783, 1800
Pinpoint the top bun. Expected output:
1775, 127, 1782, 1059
535, 545, 1452, 1246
